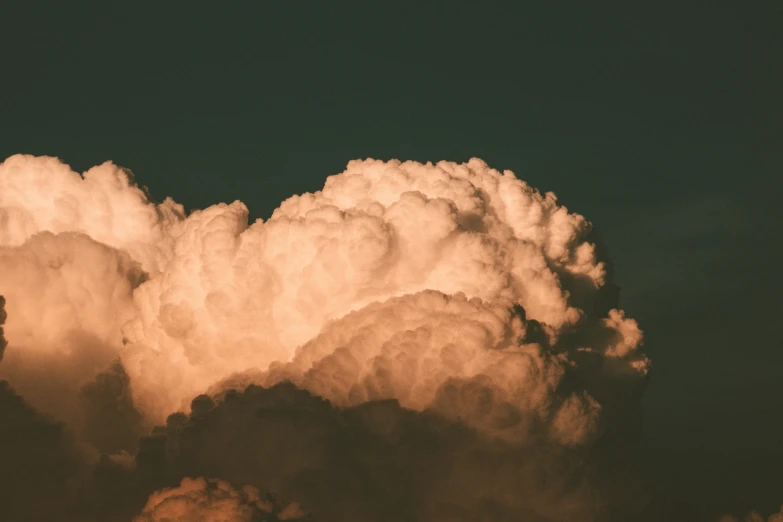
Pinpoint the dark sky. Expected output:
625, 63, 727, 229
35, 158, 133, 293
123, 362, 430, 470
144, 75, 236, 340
2, 1, 781, 513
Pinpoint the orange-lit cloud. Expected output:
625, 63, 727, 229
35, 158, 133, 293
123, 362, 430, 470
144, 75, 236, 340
133, 477, 306, 522
1, 155, 648, 433
2, 154, 774, 521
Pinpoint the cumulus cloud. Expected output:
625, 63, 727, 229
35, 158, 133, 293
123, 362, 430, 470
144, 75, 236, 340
0, 154, 183, 273
119, 157, 648, 423
0, 154, 649, 428
6, 153, 766, 520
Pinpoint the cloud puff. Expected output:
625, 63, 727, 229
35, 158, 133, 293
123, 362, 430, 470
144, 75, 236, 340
133, 477, 307, 522
0, 154, 183, 274
237, 289, 641, 447
0, 231, 145, 424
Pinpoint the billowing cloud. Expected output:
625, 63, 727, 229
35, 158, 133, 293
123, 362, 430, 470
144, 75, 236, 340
118, 156, 648, 424
0, 154, 649, 431
0, 154, 182, 274
0, 231, 144, 425
237, 289, 645, 447
1, 153, 772, 521
0, 154, 648, 520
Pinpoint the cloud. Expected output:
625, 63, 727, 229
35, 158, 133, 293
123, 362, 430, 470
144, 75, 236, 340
233, 289, 646, 448
0, 231, 145, 426
133, 477, 307, 522
0, 154, 183, 274
3, 154, 648, 426
0, 154, 651, 520
3, 153, 772, 520
117, 157, 647, 423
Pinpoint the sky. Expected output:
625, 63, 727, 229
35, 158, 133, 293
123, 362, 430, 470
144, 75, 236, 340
1, 2, 781, 519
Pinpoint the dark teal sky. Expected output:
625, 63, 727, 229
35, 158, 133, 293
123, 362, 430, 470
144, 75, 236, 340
2, 1, 781, 514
